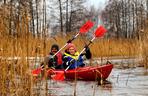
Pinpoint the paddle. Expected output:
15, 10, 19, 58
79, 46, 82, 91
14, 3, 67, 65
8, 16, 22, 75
52, 20, 94, 58
79, 25, 107, 55
32, 65, 44, 76
32, 21, 94, 76
52, 25, 107, 81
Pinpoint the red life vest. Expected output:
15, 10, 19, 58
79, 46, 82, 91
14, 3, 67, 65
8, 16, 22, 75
56, 52, 63, 65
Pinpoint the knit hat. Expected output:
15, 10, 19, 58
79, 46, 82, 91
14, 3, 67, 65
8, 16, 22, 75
66, 43, 76, 51
51, 44, 59, 51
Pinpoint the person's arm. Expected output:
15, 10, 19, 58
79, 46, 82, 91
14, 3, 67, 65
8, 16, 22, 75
84, 46, 92, 59
62, 55, 76, 69
47, 55, 57, 68
62, 55, 69, 69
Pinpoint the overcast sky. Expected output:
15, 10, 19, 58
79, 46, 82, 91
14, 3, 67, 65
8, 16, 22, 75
87, 0, 108, 10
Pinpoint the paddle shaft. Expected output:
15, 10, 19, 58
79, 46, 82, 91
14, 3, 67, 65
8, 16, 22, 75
51, 21, 94, 58
32, 21, 94, 76
52, 33, 80, 58
51, 20, 94, 58
51, 25, 106, 81
79, 37, 95, 55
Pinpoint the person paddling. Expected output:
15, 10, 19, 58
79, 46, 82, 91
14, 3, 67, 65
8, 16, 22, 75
62, 43, 92, 70
44, 44, 63, 69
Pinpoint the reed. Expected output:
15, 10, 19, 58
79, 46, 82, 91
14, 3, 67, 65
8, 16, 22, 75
2, 29, 148, 95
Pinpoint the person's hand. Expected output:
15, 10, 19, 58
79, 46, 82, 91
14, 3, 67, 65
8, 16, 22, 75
49, 58, 53, 62
49, 57, 55, 62
63, 56, 69, 61
67, 39, 72, 43
84, 45, 90, 51
70, 59, 75, 64
84, 45, 92, 59
65, 59, 75, 67
49, 55, 53, 59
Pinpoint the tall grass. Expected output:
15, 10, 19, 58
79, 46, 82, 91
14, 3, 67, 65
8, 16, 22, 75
1, 35, 146, 57
1, 29, 148, 95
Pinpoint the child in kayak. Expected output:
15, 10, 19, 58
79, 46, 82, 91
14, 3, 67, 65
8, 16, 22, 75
62, 43, 92, 70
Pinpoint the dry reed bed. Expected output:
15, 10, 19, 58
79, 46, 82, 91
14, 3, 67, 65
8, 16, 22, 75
1, 35, 148, 59
1, 35, 148, 95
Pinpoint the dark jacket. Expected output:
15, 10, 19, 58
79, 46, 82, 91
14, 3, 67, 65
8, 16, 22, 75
48, 52, 63, 69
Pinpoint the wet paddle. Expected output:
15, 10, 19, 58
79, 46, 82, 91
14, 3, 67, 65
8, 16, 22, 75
52, 25, 107, 81
32, 21, 94, 76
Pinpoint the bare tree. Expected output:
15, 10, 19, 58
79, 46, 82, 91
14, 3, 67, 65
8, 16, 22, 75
66, 0, 68, 33
147, 0, 148, 18
50, 0, 87, 34
29, 0, 35, 36
35, 0, 39, 37
58, 0, 63, 33
102, 0, 147, 39
3, 0, 6, 4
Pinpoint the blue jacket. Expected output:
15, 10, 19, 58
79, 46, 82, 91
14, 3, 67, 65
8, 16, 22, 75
63, 52, 85, 70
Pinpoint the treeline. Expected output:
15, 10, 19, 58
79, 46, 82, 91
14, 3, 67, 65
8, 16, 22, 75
0, 0, 99, 38
102, 0, 148, 39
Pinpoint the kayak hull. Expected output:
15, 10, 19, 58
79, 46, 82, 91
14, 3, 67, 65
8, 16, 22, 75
48, 64, 113, 81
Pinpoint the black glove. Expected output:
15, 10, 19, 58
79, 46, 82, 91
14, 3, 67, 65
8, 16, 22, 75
67, 39, 72, 43
48, 57, 56, 67
63, 56, 68, 61
84, 45, 90, 52
49, 57, 53, 61
84, 45, 92, 59
65, 59, 75, 67
70, 59, 75, 64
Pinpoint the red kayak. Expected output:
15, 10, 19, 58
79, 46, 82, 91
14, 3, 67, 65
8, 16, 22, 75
47, 63, 113, 81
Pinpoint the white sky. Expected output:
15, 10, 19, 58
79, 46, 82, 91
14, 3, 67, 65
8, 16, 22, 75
87, 0, 108, 10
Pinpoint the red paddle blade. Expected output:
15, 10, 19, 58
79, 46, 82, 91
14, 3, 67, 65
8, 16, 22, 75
95, 25, 107, 37
32, 68, 42, 76
80, 20, 94, 33
52, 71, 65, 81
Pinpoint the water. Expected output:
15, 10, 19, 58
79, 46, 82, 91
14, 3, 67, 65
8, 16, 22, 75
109, 68, 148, 96
6, 57, 147, 96
1, 58, 148, 96
33, 66, 148, 96
50, 68, 148, 96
